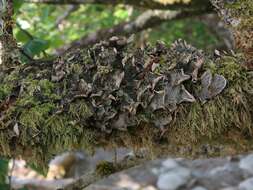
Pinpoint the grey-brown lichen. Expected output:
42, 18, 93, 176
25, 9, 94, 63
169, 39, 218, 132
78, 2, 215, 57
52, 37, 227, 132
1, 36, 253, 166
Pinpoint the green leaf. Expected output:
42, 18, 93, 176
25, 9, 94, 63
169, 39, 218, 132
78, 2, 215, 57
114, 8, 128, 20
23, 38, 50, 57
0, 184, 9, 189
15, 29, 31, 43
0, 158, 8, 184
13, 0, 24, 14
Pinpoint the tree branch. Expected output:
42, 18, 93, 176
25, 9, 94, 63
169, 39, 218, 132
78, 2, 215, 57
54, 5, 79, 29
56, 9, 212, 55
198, 14, 234, 50
25, 0, 212, 11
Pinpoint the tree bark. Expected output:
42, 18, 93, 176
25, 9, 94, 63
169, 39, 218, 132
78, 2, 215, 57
210, 0, 253, 69
0, 0, 19, 69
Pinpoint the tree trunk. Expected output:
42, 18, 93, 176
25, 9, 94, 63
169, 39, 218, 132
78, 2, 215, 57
0, 0, 19, 69
210, 0, 253, 69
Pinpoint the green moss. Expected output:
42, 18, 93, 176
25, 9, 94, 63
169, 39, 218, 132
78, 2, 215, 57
174, 58, 253, 142
0, 69, 20, 100
38, 79, 61, 100
68, 101, 94, 121
207, 56, 246, 80
0, 85, 12, 100
95, 161, 116, 176
19, 103, 56, 130
224, 0, 253, 29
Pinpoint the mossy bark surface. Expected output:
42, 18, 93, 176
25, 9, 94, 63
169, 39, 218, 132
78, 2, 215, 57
0, 37, 252, 168
0, 0, 20, 69
211, 0, 253, 68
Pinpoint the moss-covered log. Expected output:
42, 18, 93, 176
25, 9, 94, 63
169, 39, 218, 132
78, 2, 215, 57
0, 36, 252, 168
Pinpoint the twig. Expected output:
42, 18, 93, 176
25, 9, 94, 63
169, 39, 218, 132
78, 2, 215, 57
55, 9, 212, 55
24, 0, 212, 11
54, 5, 79, 29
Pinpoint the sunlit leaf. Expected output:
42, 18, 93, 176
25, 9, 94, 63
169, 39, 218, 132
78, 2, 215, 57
15, 29, 31, 43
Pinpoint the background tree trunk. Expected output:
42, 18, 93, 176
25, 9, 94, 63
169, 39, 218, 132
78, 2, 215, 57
0, 0, 19, 69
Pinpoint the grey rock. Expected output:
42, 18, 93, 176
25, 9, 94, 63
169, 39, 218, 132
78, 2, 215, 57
239, 155, 253, 175
85, 154, 253, 190
238, 177, 253, 190
219, 187, 238, 190
157, 167, 191, 190
191, 187, 208, 190
162, 159, 179, 170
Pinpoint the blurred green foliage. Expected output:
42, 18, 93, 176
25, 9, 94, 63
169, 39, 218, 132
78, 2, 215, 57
0, 158, 9, 189
13, 0, 218, 60
149, 19, 218, 50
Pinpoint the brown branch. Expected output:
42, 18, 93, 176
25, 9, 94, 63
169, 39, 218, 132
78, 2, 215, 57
56, 9, 212, 55
54, 5, 79, 29
198, 14, 234, 50
25, 0, 212, 11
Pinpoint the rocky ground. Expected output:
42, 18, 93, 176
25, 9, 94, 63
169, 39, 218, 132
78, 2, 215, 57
85, 153, 253, 190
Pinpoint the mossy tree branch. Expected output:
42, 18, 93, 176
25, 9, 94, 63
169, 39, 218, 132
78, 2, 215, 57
0, 0, 252, 172
0, 37, 252, 167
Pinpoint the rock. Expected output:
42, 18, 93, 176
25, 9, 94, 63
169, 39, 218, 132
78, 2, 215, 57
162, 159, 179, 170
238, 177, 253, 190
191, 187, 208, 190
85, 153, 253, 190
239, 155, 253, 175
219, 187, 238, 190
157, 167, 191, 190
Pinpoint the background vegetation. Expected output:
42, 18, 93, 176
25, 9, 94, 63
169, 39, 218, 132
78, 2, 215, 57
14, 1, 218, 60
